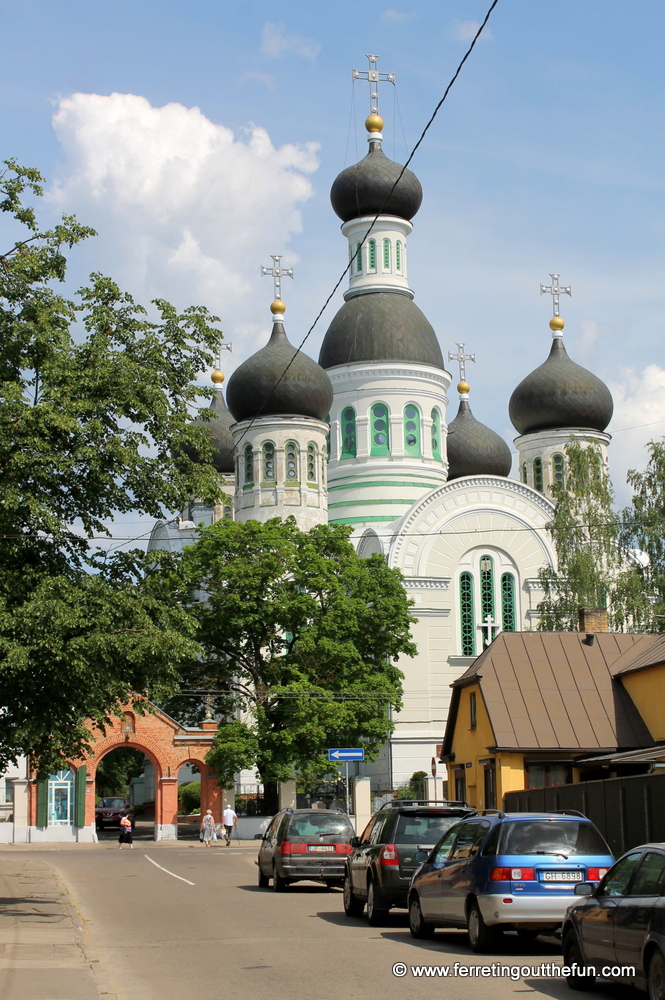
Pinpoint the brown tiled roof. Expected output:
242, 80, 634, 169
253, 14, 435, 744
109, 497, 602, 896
444, 632, 653, 755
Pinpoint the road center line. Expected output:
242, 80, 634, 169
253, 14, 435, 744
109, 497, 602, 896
144, 855, 195, 885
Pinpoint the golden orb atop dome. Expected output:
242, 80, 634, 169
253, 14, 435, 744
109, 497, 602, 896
549, 315, 565, 332
458, 380, 471, 395
365, 113, 384, 133
270, 299, 286, 315
211, 369, 225, 385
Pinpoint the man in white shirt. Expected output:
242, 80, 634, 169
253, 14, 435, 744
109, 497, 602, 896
222, 805, 238, 846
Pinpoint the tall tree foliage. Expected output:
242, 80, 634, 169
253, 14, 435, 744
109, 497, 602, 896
621, 440, 665, 629
0, 159, 227, 772
155, 518, 417, 785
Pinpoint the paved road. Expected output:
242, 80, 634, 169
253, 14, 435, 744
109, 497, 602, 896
0, 843, 639, 1000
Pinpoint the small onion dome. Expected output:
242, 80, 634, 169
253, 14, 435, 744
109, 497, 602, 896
330, 140, 423, 223
183, 388, 235, 474
447, 395, 512, 481
226, 318, 333, 423
509, 332, 613, 436
318, 291, 444, 370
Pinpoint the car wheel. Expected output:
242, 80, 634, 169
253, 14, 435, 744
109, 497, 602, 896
649, 949, 665, 1000
466, 899, 497, 953
343, 873, 364, 917
409, 895, 435, 939
563, 931, 596, 991
258, 866, 270, 888
272, 863, 288, 893
366, 879, 389, 926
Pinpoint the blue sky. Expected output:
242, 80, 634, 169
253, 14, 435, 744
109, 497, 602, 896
2, 0, 665, 531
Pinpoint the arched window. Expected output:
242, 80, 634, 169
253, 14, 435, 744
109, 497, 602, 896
480, 555, 495, 643
460, 572, 475, 656
325, 413, 330, 461
403, 404, 421, 456
307, 443, 317, 482
383, 238, 391, 270
285, 441, 299, 482
262, 442, 275, 480
244, 445, 254, 484
533, 456, 544, 492
355, 242, 362, 274
223, 504, 233, 520
395, 240, 403, 273
370, 403, 390, 456
501, 573, 516, 632
340, 406, 357, 459
48, 769, 74, 826
431, 409, 442, 461
121, 713, 135, 733
522, 462, 528, 484
368, 239, 377, 271
552, 453, 565, 486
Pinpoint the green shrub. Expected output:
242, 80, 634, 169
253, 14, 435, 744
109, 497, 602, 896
178, 780, 201, 814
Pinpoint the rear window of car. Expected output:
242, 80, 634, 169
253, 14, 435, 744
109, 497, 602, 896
394, 812, 467, 845
500, 820, 610, 857
286, 813, 354, 841
100, 799, 126, 809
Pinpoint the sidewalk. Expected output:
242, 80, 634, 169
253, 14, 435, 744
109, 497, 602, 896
0, 856, 119, 1000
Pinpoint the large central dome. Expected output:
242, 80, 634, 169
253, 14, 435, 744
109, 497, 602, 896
330, 141, 422, 223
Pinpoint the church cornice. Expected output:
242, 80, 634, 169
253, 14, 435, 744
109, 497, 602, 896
327, 363, 451, 387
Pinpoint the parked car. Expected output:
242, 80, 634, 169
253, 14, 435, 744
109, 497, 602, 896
95, 797, 131, 830
257, 808, 356, 891
343, 800, 476, 925
408, 810, 614, 952
562, 842, 665, 996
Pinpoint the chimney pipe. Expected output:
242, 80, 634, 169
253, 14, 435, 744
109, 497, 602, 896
578, 608, 609, 634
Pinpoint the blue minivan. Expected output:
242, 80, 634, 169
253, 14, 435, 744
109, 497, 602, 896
408, 810, 614, 952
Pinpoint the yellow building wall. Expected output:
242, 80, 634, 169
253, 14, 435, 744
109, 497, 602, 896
496, 753, 526, 803
620, 665, 665, 741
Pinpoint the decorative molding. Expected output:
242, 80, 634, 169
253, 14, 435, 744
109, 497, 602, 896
524, 577, 545, 592
403, 577, 451, 590
411, 608, 451, 617
327, 363, 451, 389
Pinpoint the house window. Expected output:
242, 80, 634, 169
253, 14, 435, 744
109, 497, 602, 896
501, 573, 516, 632
526, 763, 571, 788
285, 441, 299, 482
533, 457, 544, 492
460, 572, 475, 656
383, 238, 391, 270
403, 404, 421, 456
431, 409, 442, 461
244, 445, 254, 484
307, 444, 317, 482
223, 505, 232, 520
395, 240, 403, 272
355, 242, 362, 274
469, 691, 477, 730
341, 406, 357, 459
552, 452, 565, 486
263, 442, 275, 480
370, 403, 390, 456
368, 239, 377, 271
454, 772, 466, 802
48, 769, 74, 826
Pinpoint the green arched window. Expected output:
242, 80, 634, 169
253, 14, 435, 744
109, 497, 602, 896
285, 441, 299, 482
325, 413, 330, 461
552, 453, 565, 486
368, 239, 377, 271
383, 238, 391, 270
533, 457, 544, 492
395, 240, 403, 272
262, 442, 275, 481
403, 404, 421, 456
340, 406, 357, 459
223, 504, 233, 520
370, 403, 390, 456
522, 462, 528, 484
244, 445, 254, 484
480, 555, 494, 647
355, 242, 362, 274
460, 572, 475, 656
431, 409, 442, 461
307, 443, 317, 482
501, 573, 516, 631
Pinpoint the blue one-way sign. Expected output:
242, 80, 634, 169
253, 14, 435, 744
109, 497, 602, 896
328, 748, 365, 762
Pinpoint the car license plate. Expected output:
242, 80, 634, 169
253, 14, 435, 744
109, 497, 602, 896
308, 845, 335, 853
541, 870, 583, 882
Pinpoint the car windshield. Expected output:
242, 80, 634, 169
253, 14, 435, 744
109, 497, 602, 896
500, 820, 610, 857
394, 812, 466, 845
286, 814, 354, 841
100, 798, 126, 809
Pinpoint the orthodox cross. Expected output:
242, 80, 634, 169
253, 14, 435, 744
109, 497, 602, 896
217, 344, 232, 368
478, 614, 500, 648
352, 54, 395, 117
448, 343, 476, 383
540, 273, 571, 318
261, 255, 293, 303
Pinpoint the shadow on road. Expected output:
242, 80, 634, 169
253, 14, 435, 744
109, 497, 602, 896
379, 926, 562, 957
525, 978, 641, 1000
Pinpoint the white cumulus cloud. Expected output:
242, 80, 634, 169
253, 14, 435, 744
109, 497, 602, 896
455, 19, 493, 42
261, 21, 320, 62
608, 364, 665, 504
49, 92, 319, 361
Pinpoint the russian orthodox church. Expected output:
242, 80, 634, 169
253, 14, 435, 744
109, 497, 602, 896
149, 84, 615, 795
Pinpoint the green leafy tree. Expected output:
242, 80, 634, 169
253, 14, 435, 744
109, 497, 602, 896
95, 747, 146, 798
621, 439, 665, 629
156, 517, 417, 785
0, 159, 228, 773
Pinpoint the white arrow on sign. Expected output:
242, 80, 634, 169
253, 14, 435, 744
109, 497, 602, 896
329, 749, 364, 760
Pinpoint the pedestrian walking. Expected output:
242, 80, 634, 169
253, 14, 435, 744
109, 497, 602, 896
118, 812, 133, 850
200, 809, 217, 847
222, 804, 237, 846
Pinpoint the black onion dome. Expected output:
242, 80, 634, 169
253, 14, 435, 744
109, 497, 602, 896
509, 337, 613, 436
318, 291, 444, 369
330, 141, 423, 223
447, 399, 512, 481
183, 389, 235, 474
226, 321, 333, 423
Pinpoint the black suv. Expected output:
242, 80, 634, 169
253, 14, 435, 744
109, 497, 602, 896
257, 808, 356, 891
343, 800, 476, 924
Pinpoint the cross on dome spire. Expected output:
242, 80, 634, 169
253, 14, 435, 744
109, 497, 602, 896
261, 255, 293, 316
540, 273, 571, 319
448, 343, 475, 387
353, 55, 395, 118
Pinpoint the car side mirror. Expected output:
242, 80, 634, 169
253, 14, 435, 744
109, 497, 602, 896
350, 836, 360, 848
574, 882, 595, 896
414, 850, 429, 864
